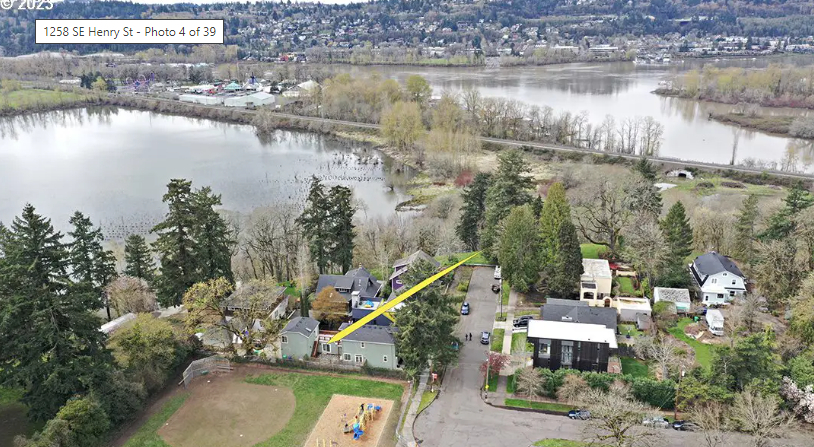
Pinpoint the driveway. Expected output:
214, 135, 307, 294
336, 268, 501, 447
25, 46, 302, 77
413, 268, 809, 447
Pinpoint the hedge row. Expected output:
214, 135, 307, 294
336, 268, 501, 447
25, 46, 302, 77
536, 368, 676, 410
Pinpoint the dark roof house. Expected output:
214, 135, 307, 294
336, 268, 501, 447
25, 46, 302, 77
691, 252, 745, 281
283, 316, 319, 337
315, 266, 382, 301
541, 298, 617, 332
337, 322, 398, 344
389, 250, 440, 292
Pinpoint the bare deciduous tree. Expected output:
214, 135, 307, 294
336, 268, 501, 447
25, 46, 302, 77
106, 275, 157, 315
514, 367, 544, 398
634, 336, 685, 380
557, 373, 588, 404
580, 382, 663, 447
690, 402, 731, 447
730, 387, 792, 447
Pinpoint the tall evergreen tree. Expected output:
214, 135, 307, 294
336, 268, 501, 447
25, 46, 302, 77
392, 260, 459, 378
151, 179, 199, 306
191, 186, 234, 283
455, 172, 491, 251
761, 181, 814, 241
498, 205, 540, 292
538, 182, 571, 271
0, 205, 112, 420
481, 151, 533, 260
531, 195, 544, 219
68, 211, 117, 319
733, 194, 759, 266
660, 201, 693, 287
548, 220, 584, 298
124, 234, 155, 283
633, 157, 658, 182
298, 176, 331, 273
326, 185, 355, 273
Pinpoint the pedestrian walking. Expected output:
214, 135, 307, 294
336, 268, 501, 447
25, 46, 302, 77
469, 332, 472, 341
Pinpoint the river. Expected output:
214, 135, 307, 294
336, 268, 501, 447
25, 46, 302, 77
350, 57, 814, 173
0, 108, 412, 239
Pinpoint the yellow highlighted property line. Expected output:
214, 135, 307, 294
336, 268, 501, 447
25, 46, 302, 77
328, 252, 480, 344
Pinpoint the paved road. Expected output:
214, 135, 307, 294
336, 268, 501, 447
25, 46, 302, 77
413, 267, 812, 447
126, 94, 814, 180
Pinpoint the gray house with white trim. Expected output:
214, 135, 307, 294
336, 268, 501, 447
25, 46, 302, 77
335, 323, 400, 370
280, 317, 319, 360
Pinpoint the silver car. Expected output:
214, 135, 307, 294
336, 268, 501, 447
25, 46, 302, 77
642, 416, 671, 429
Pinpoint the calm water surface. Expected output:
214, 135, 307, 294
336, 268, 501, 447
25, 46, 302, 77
352, 57, 814, 172
0, 108, 411, 238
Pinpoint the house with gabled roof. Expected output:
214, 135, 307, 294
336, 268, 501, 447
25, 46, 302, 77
280, 316, 320, 360
332, 323, 400, 370
389, 250, 440, 292
689, 252, 746, 306
315, 266, 391, 326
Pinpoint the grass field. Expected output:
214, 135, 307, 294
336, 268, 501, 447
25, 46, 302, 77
620, 357, 650, 378
617, 277, 636, 295
0, 387, 22, 406
514, 309, 539, 317
0, 89, 95, 113
435, 251, 490, 266
580, 244, 607, 259
417, 389, 438, 414
486, 372, 499, 391
534, 440, 592, 447
506, 374, 516, 394
246, 372, 404, 447
668, 318, 713, 369
0, 387, 41, 447
122, 394, 189, 447
502, 280, 510, 306
491, 329, 505, 352
504, 398, 571, 413
511, 332, 527, 354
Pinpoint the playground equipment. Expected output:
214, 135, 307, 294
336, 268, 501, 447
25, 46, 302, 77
341, 402, 383, 441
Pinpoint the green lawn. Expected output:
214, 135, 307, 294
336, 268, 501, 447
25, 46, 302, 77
619, 324, 643, 337
511, 332, 527, 354
504, 398, 571, 413
491, 328, 505, 352
534, 440, 592, 447
501, 280, 510, 306
121, 394, 189, 447
485, 371, 499, 391
435, 251, 491, 266
617, 277, 636, 295
580, 243, 607, 259
0, 89, 93, 112
246, 372, 405, 447
506, 374, 516, 394
620, 357, 650, 378
514, 309, 539, 317
495, 313, 507, 322
668, 318, 712, 370
417, 389, 438, 414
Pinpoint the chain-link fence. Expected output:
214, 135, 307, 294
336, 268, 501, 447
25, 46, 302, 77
180, 356, 232, 388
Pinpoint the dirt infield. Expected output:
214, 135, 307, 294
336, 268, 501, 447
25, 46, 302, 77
305, 394, 394, 447
157, 373, 295, 447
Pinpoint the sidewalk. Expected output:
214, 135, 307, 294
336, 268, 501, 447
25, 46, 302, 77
397, 371, 428, 447
499, 289, 519, 375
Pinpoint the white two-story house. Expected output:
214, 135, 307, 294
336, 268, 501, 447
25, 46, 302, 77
689, 252, 746, 306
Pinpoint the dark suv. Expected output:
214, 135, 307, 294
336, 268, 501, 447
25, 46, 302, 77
513, 315, 533, 328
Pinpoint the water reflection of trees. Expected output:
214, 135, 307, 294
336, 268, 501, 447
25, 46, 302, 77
741, 139, 814, 173
0, 107, 119, 140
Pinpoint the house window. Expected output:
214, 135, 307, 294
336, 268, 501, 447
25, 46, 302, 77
361, 342, 365, 349
538, 339, 551, 358
717, 294, 724, 298
281, 335, 288, 343
383, 355, 388, 363
732, 280, 736, 285
322, 343, 331, 353
723, 273, 727, 276
562, 344, 573, 366
355, 354, 363, 364
729, 291, 735, 297
711, 278, 717, 284
343, 353, 351, 361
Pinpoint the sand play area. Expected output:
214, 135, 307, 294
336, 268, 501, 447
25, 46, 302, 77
158, 374, 295, 447
305, 394, 395, 447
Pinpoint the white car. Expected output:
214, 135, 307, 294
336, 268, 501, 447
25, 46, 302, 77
494, 266, 502, 280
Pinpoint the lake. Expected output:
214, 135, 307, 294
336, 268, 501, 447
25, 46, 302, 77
350, 57, 814, 173
0, 108, 412, 238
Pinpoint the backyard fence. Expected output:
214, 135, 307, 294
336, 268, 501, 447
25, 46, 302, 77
180, 355, 233, 388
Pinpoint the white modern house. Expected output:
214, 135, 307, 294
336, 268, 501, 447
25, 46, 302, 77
653, 287, 692, 313
689, 252, 746, 306
580, 259, 613, 306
